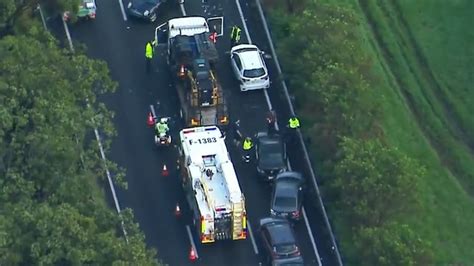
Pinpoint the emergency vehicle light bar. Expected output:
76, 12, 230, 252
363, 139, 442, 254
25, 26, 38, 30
183, 129, 195, 134
205, 127, 217, 131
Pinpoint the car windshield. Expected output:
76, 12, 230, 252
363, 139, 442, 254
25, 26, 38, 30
275, 195, 297, 209
275, 243, 298, 255
243, 68, 265, 78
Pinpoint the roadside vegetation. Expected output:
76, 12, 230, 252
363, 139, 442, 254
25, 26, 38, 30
0, 1, 160, 265
264, 0, 473, 264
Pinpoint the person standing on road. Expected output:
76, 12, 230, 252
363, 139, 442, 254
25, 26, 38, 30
230, 25, 241, 48
242, 137, 253, 163
266, 109, 277, 135
286, 115, 300, 144
145, 40, 157, 73
232, 119, 243, 147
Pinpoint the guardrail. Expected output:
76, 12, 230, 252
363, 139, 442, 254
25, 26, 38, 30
254, 0, 343, 264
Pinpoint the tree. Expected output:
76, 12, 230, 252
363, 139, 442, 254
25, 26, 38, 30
270, 2, 380, 163
0, 0, 79, 36
331, 138, 424, 227
0, 34, 159, 265
267, 2, 434, 264
352, 222, 433, 266
1, 203, 158, 265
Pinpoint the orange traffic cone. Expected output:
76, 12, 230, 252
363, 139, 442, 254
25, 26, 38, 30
175, 203, 181, 217
189, 246, 197, 262
147, 112, 155, 127
162, 164, 169, 176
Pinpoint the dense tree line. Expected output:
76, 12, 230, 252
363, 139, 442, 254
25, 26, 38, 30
0, 4, 160, 266
268, 0, 433, 264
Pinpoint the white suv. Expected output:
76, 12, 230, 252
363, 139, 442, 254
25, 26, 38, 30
230, 44, 270, 91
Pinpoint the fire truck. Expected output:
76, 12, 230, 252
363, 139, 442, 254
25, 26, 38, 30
178, 126, 247, 243
155, 16, 229, 128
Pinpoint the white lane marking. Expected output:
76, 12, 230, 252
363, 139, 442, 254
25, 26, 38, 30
235, 0, 252, 44
255, 0, 343, 260
255, 0, 343, 262
62, 23, 128, 242
303, 207, 322, 266
94, 128, 129, 242
180, 3, 187, 16
235, 0, 322, 261
118, 0, 128, 21
287, 162, 322, 266
37, 4, 48, 30
247, 220, 259, 255
62, 18, 75, 53
186, 225, 199, 259
254, 0, 294, 115
94, 128, 124, 219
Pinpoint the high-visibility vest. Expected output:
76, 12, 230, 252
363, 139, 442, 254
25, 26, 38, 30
145, 42, 153, 59
231, 26, 241, 42
156, 123, 168, 134
242, 139, 253, 150
288, 117, 300, 129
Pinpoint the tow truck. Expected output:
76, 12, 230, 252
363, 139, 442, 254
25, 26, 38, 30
155, 16, 229, 128
178, 126, 247, 243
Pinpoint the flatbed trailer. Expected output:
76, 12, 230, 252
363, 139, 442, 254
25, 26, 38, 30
156, 16, 229, 128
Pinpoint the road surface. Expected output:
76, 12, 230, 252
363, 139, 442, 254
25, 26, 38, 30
50, 0, 341, 265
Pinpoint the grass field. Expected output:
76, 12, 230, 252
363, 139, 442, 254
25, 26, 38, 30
266, 0, 474, 263
330, 0, 474, 263
353, 0, 474, 263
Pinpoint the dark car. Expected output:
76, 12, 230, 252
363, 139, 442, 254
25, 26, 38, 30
255, 132, 287, 180
271, 171, 305, 221
259, 217, 304, 265
126, 0, 164, 22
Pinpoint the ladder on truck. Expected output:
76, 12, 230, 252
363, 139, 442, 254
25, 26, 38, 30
232, 195, 246, 240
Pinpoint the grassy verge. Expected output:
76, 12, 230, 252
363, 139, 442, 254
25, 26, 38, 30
396, 0, 474, 142
354, 1, 474, 263
265, 0, 474, 263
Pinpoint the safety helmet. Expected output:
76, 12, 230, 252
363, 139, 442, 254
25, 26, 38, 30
160, 118, 167, 123
245, 137, 251, 141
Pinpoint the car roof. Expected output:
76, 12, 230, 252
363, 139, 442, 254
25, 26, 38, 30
240, 51, 263, 70
266, 221, 296, 245
275, 179, 300, 194
233, 45, 264, 70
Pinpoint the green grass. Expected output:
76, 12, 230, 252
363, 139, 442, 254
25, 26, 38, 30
266, 0, 474, 263
396, 0, 474, 141
327, 0, 474, 263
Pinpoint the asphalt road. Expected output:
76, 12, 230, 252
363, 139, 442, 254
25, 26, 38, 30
54, 0, 340, 265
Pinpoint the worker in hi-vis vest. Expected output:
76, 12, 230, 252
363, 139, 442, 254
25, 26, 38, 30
230, 25, 241, 48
